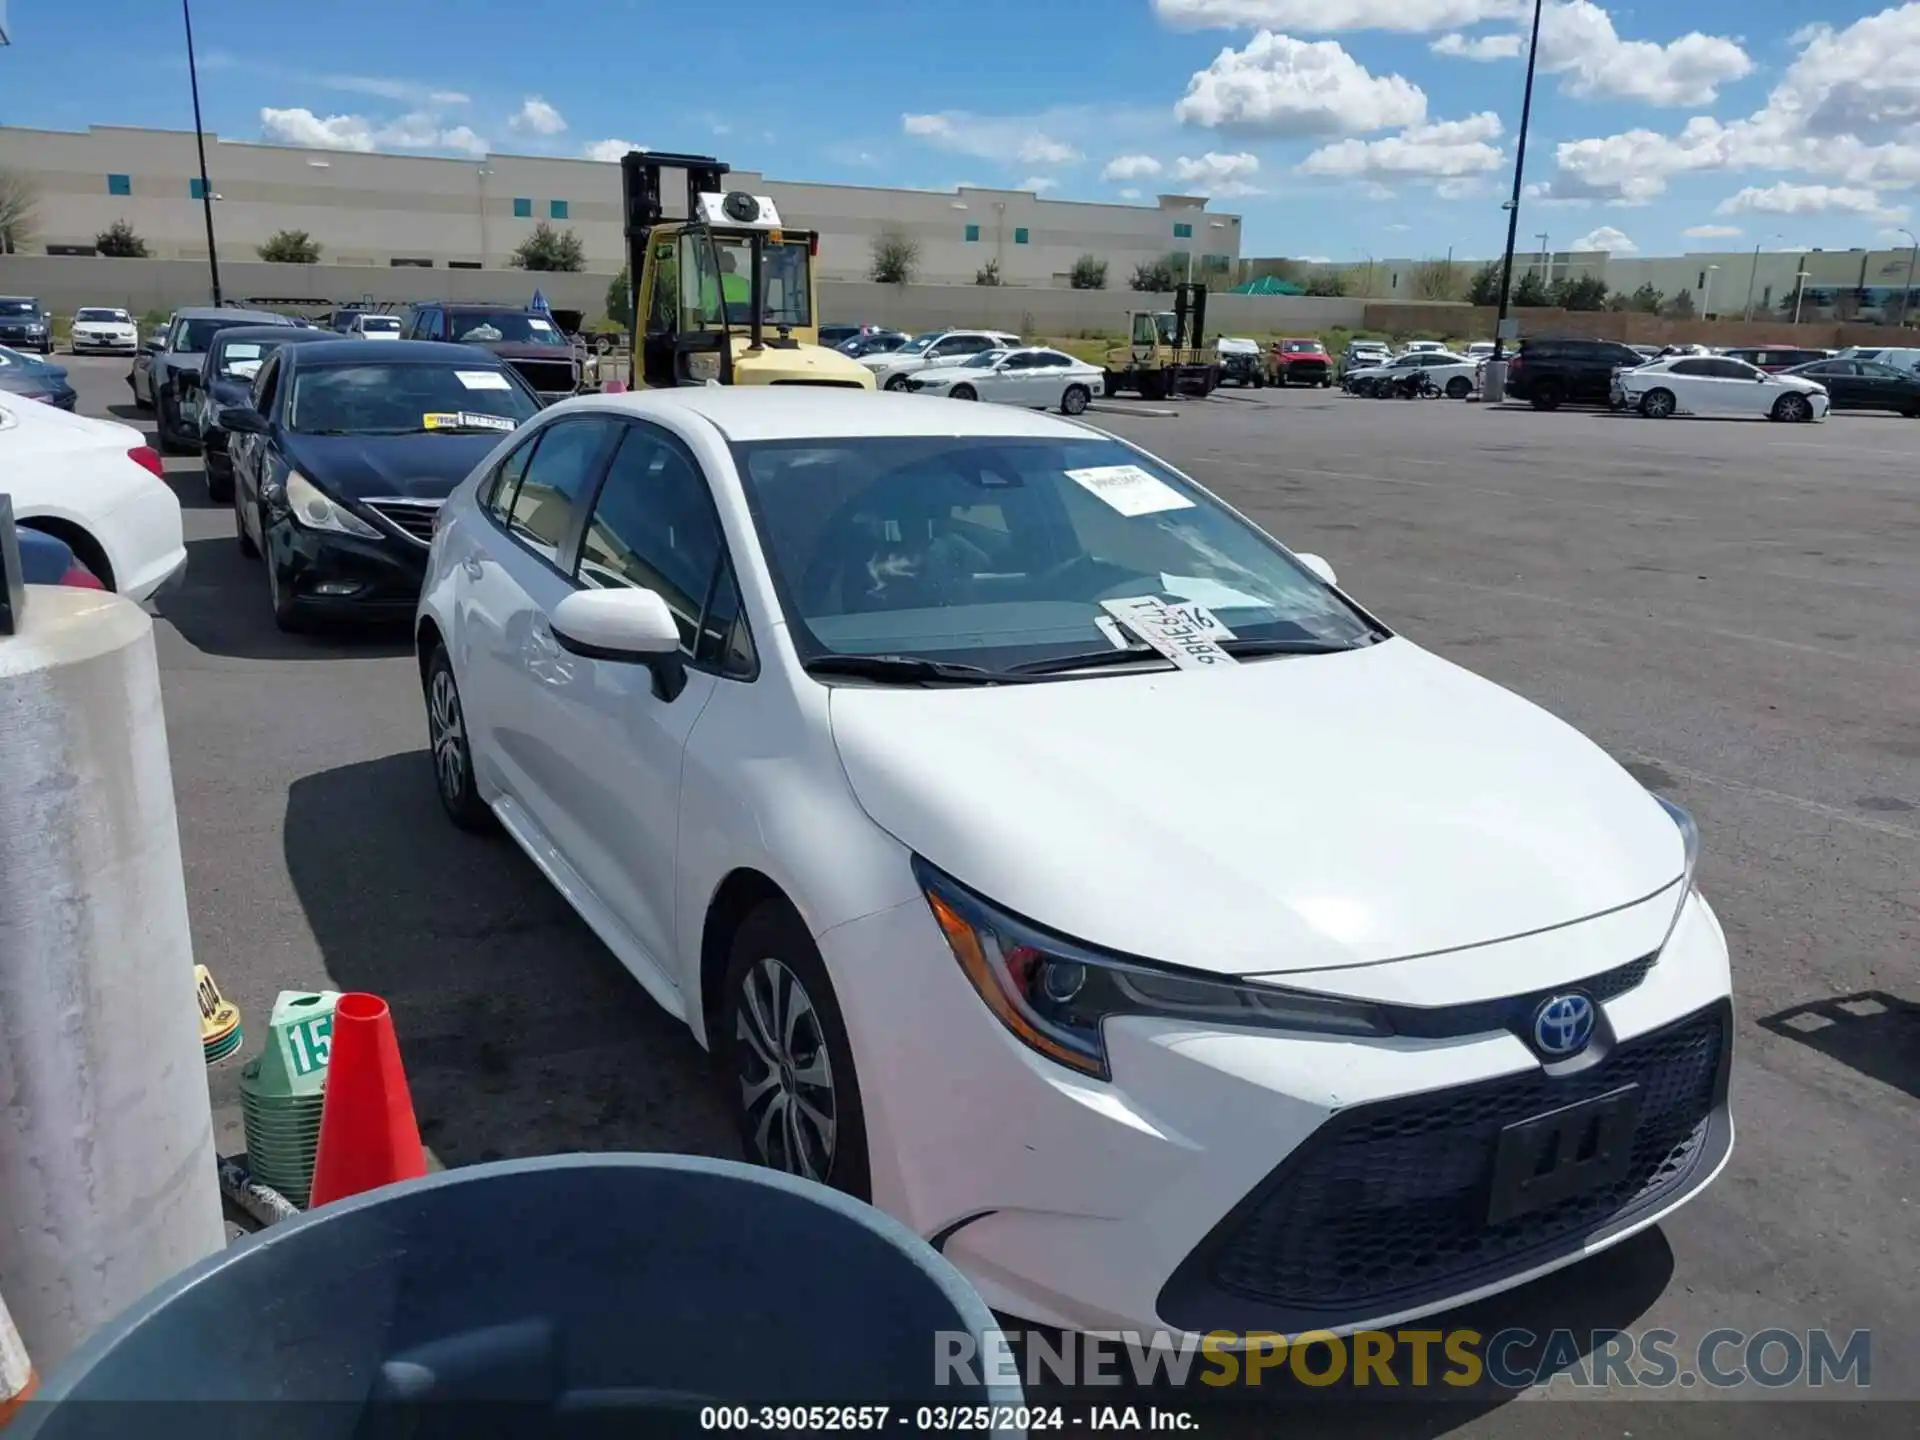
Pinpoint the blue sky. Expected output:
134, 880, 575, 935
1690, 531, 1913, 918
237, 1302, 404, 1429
3, 1, 1917, 259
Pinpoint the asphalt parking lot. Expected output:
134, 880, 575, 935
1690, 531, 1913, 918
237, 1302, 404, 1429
62, 354, 1917, 1434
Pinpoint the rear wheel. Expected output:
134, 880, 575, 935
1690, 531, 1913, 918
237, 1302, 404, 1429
1530, 382, 1563, 411
156, 393, 185, 454
425, 647, 492, 831
1639, 388, 1676, 419
1445, 376, 1473, 400
883, 374, 910, 392
1061, 383, 1090, 415
1771, 392, 1812, 423
205, 463, 232, 504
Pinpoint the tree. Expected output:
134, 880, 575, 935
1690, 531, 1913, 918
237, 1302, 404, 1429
1613, 282, 1663, 314
95, 219, 149, 258
1829, 287, 1864, 322
869, 230, 919, 284
1303, 269, 1347, 298
511, 223, 585, 272
0, 168, 37, 255
1511, 269, 1552, 307
1465, 260, 1506, 307
605, 265, 633, 328
1070, 254, 1108, 290
1663, 288, 1697, 319
1410, 258, 1458, 302
259, 229, 322, 263
974, 259, 1002, 286
1130, 255, 1175, 292
1551, 274, 1609, 311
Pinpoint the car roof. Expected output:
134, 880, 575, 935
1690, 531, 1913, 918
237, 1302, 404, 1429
211, 324, 333, 346
174, 306, 294, 324
569, 386, 1097, 443
0, 296, 41, 303
280, 338, 512, 367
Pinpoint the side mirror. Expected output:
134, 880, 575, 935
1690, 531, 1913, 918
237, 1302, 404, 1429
550, 587, 687, 700
1296, 553, 1338, 587
221, 407, 269, 435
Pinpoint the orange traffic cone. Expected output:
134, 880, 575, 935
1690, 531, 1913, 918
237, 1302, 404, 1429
0, 1286, 35, 1429
307, 992, 426, 1208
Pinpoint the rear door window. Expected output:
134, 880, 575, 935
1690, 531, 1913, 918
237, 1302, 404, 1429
504, 417, 621, 566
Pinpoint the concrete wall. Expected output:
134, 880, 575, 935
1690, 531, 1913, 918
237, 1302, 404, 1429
0, 253, 1370, 336
1360, 302, 1915, 349
0, 125, 1243, 288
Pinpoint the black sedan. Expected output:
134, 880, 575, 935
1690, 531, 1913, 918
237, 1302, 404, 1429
1778, 357, 1920, 416
221, 340, 541, 631
196, 326, 341, 502
0, 345, 78, 410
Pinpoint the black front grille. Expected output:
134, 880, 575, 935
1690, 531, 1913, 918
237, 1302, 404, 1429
507, 358, 577, 395
367, 500, 441, 546
1381, 952, 1656, 1044
1158, 1001, 1730, 1333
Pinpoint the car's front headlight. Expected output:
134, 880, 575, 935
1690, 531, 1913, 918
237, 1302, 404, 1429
1653, 794, 1701, 948
284, 470, 382, 539
915, 858, 1390, 1080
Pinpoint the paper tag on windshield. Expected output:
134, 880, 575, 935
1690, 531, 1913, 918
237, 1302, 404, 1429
1101, 596, 1236, 669
1065, 464, 1194, 518
226, 343, 262, 359
229, 360, 262, 379
459, 411, 516, 432
422, 412, 462, 430
528, 318, 555, 332
456, 369, 512, 391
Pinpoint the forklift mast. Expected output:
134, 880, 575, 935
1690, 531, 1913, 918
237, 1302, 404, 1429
1173, 283, 1207, 350
619, 150, 732, 362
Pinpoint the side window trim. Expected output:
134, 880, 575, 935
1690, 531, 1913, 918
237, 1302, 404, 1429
484, 416, 621, 580
572, 418, 759, 681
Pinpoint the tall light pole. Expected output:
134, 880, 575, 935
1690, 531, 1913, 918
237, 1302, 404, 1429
1536, 232, 1551, 292
1899, 228, 1918, 328
1792, 269, 1811, 325
1742, 233, 1782, 321
182, 0, 222, 305
1488, 0, 1548, 386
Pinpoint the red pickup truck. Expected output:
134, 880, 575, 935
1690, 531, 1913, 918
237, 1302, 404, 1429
1271, 337, 1332, 387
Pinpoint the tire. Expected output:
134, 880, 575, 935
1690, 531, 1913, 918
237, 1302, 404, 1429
1322, 377, 1333, 388
206, 462, 232, 504
883, 374, 910, 392
1061, 383, 1091, 415
235, 492, 259, 559
1101, 370, 1120, 398
1530, 382, 1563, 411
720, 901, 872, 1200
1771, 392, 1812, 423
949, 384, 977, 401
1252, 373, 1265, 389
1446, 376, 1473, 400
425, 646, 492, 832
265, 549, 309, 633
1639, 388, 1677, 419
156, 392, 185, 454
131, 372, 154, 412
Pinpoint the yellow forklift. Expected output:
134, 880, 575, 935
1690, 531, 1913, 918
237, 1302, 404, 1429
1102, 283, 1219, 400
618, 150, 875, 390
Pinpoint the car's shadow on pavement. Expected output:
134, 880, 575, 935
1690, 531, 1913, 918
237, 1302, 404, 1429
1759, 991, 1918, 1101
104, 401, 150, 426
153, 536, 415, 661
282, 750, 738, 1168
161, 463, 224, 511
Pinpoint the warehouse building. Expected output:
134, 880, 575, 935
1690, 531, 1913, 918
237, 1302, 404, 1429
0, 124, 1244, 287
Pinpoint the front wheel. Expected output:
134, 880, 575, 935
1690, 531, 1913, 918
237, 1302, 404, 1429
883, 374, 910, 392
721, 902, 871, 1200
948, 384, 978, 401
1639, 388, 1676, 419
1771, 392, 1813, 423
1530, 383, 1563, 412
265, 548, 309, 633
425, 647, 492, 831
1446, 377, 1473, 400
234, 491, 258, 559
1061, 383, 1091, 415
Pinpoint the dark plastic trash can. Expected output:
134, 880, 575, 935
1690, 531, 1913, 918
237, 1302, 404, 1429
14, 1154, 1023, 1440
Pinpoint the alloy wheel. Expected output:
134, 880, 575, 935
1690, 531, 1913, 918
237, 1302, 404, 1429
734, 957, 838, 1183
429, 669, 467, 805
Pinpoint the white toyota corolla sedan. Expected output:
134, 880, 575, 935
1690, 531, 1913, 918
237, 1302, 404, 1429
1613, 353, 1828, 421
414, 388, 1734, 1339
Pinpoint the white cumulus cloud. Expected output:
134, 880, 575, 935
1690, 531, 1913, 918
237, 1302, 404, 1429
901, 111, 1083, 166
582, 138, 647, 162
1019, 175, 1060, 193
1154, 0, 1525, 32
1569, 225, 1639, 253
1683, 224, 1744, 238
1537, 1, 1752, 106
1299, 111, 1503, 181
1102, 154, 1164, 181
1119, 187, 1144, 199
1172, 151, 1264, 195
1176, 30, 1427, 135
260, 107, 375, 151
1717, 182, 1909, 222
1431, 31, 1522, 60
510, 97, 567, 136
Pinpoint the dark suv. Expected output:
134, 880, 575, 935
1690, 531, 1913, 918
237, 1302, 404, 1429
0, 296, 53, 354
404, 302, 581, 402
1503, 337, 1646, 410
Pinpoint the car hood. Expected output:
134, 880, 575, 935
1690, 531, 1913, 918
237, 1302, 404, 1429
282, 432, 507, 500
827, 638, 1684, 975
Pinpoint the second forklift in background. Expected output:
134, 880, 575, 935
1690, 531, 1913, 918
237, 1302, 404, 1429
1103, 283, 1219, 401
618, 150, 875, 391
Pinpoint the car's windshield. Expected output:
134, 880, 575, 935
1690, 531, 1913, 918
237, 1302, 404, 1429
77, 308, 128, 323
898, 333, 942, 355
286, 363, 540, 435
358, 316, 402, 333
213, 337, 295, 381
170, 316, 268, 352
0, 300, 38, 317
705, 236, 814, 328
447, 311, 569, 347
731, 435, 1380, 673
1283, 341, 1321, 353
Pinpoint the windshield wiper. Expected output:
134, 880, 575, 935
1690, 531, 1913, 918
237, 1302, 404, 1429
1012, 635, 1370, 676
802, 654, 1032, 686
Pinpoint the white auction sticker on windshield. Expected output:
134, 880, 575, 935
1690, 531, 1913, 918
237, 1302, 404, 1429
1101, 596, 1237, 669
1064, 464, 1195, 518
528, 318, 555, 332
455, 369, 512, 391
228, 360, 262, 379
460, 411, 516, 432
225, 343, 262, 359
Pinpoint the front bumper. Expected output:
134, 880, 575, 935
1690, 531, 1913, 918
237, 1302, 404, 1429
1278, 361, 1330, 383
824, 886, 1733, 1338
267, 515, 430, 616
0, 329, 50, 350
72, 334, 137, 353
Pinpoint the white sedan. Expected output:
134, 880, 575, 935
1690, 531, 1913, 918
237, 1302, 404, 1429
0, 393, 186, 601
1614, 354, 1829, 422
414, 387, 1732, 1341
905, 346, 1103, 415
862, 330, 1022, 391
1348, 349, 1480, 398
70, 307, 140, 355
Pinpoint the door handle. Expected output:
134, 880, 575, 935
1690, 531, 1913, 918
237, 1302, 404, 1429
462, 558, 484, 580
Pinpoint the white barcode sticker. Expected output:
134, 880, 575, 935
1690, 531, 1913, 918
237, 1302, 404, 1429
1064, 464, 1195, 518
1100, 595, 1236, 669
456, 370, 512, 391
